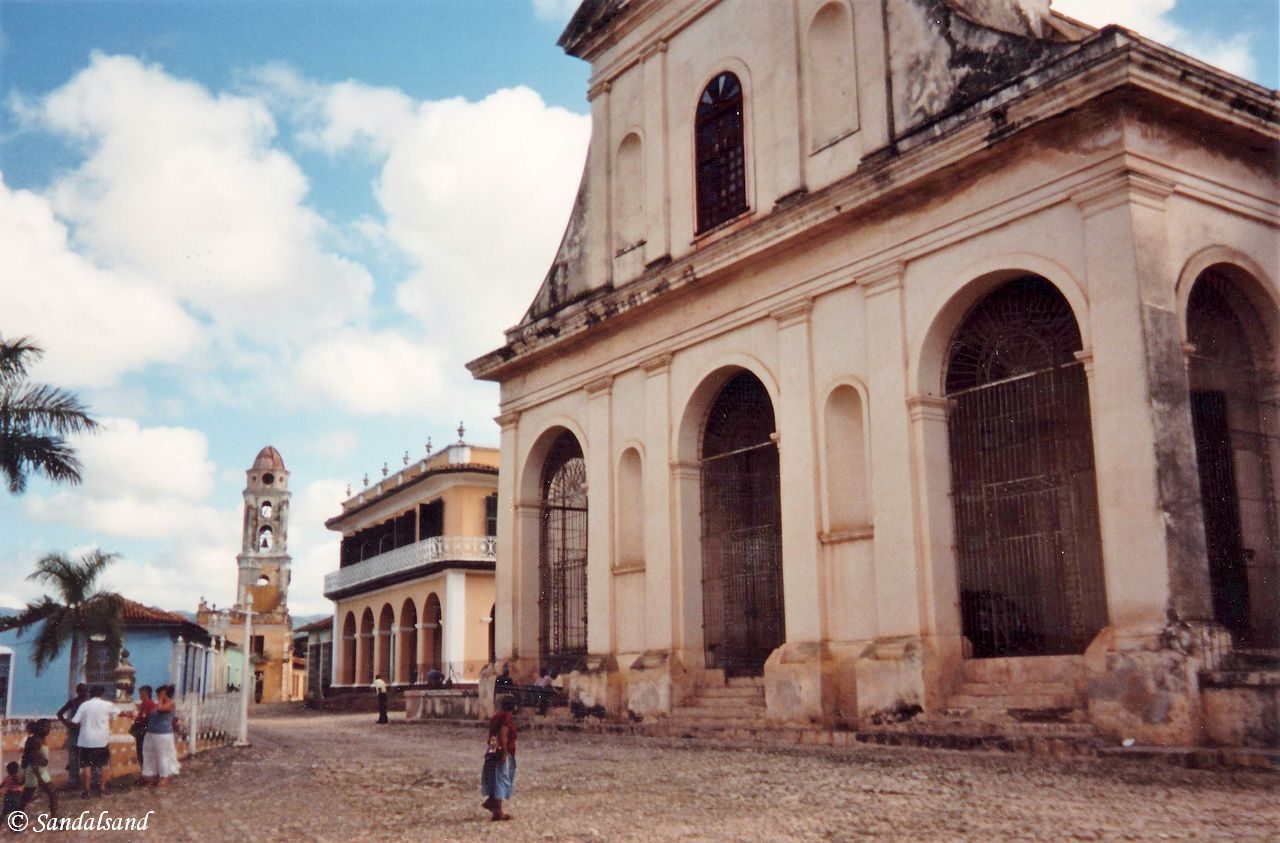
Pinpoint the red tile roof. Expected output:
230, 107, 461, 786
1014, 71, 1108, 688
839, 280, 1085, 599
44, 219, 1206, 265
120, 598, 190, 626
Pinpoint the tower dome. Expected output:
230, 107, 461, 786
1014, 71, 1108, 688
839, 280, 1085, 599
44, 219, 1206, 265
253, 446, 286, 471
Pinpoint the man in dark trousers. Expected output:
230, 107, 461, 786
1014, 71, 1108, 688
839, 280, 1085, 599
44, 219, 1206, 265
56, 684, 88, 787
373, 674, 388, 724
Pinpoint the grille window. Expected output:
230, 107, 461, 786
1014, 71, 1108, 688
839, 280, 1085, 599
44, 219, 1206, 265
695, 72, 747, 233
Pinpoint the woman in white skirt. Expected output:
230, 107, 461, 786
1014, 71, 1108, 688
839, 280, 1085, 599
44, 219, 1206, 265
141, 684, 180, 787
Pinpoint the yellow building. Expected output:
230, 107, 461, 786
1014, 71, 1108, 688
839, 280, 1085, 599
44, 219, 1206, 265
197, 446, 296, 703
325, 433, 498, 690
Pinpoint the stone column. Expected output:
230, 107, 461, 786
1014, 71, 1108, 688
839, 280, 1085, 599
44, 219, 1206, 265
585, 376, 615, 658
642, 354, 675, 653
764, 298, 840, 726
641, 40, 670, 262
415, 621, 429, 680
771, 298, 823, 643
495, 410, 523, 665
1072, 171, 1211, 637
443, 570, 467, 679
671, 459, 703, 668
861, 262, 924, 640
353, 631, 368, 686
1072, 169, 1214, 744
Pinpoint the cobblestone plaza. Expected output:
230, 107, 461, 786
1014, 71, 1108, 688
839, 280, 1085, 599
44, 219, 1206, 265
17, 712, 1277, 841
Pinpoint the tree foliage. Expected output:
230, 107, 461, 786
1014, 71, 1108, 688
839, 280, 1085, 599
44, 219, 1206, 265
0, 335, 99, 494
0, 549, 123, 698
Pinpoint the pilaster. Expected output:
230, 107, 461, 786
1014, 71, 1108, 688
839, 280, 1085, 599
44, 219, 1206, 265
641, 353, 675, 652
585, 376, 615, 656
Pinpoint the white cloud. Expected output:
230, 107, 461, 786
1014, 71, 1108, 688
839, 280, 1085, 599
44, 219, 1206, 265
22, 418, 217, 539
0, 176, 200, 387
293, 330, 447, 416
261, 72, 591, 363
1053, 0, 1256, 79
21, 52, 374, 347
283, 478, 346, 613
532, 0, 580, 22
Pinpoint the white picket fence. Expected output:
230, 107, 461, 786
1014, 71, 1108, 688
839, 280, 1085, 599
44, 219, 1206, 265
177, 691, 239, 754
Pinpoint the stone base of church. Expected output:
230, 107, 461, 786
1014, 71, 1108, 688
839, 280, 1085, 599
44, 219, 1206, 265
568, 654, 623, 714
851, 637, 933, 725
625, 650, 697, 718
1083, 623, 1228, 746
763, 642, 842, 727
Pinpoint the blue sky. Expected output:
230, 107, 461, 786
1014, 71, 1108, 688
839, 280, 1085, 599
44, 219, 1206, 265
0, 0, 1275, 617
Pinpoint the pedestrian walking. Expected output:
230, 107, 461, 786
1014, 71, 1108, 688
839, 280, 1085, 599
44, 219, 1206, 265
141, 685, 181, 787
131, 685, 157, 783
373, 674, 388, 724
71, 684, 116, 797
480, 695, 517, 822
20, 719, 57, 816
55, 683, 88, 786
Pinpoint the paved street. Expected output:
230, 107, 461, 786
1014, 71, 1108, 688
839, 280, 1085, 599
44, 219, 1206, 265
19, 711, 1278, 841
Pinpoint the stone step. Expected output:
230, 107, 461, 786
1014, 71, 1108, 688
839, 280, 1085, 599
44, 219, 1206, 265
726, 676, 765, 688
954, 680, 1077, 698
962, 655, 1084, 685
942, 706, 1085, 724
698, 685, 765, 699
672, 705, 768, 720
885, 717, 1097, 737
948, 692, 1079, 711
856, 728, 1099, 757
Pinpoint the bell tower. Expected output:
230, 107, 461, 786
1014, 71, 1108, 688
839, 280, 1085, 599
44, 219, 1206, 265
239, 446, 291, 613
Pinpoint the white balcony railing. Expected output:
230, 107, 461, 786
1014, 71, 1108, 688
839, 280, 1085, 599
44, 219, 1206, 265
324, 535, 496, 595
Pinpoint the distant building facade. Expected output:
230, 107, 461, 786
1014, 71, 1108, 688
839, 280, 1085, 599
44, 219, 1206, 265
294, 616, 332, 702
197, 446, 295, 703
324, 435, 499, 689
468, 0, 1279, 746
1, 598, 212, 717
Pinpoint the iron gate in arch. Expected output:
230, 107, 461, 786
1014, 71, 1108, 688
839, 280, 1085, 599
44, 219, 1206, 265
700, 372, 785, 677
539, 433, 588, 673
945, 277, 1108, 658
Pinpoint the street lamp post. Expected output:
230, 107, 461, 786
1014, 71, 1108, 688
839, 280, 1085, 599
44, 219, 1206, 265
236, 570, 270, 747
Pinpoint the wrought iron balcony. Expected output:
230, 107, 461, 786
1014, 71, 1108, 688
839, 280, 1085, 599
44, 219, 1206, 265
323, 535, 496, 595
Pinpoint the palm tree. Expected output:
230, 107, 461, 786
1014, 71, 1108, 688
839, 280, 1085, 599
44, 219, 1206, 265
0, 335, 99, 494
0, 550, 123, 699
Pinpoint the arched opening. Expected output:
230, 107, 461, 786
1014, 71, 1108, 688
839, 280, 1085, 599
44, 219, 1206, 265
823, 384, 869, 531
617, 447, 644, 568
945, 276, 1107, 658
258, 525, 273, 551
359, 608, 375, 685
425, 593, 443, 674
341, 613, 356, 685
695, 71, 747, 233
377, 604, 395, 682
806, 1, 857, 150
399, 599, 418, 684
700, 371, 785, 676
540, 431, 588, 672
1187, 266, 1280, 647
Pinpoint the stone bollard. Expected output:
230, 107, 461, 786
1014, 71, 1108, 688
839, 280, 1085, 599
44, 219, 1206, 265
107, 705, 140, 780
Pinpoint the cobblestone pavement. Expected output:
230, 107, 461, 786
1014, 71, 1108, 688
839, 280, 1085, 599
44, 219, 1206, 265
19, 711, 1278, 842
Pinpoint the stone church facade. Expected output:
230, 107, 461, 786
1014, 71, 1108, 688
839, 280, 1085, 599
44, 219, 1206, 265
468, 0, 1278, 746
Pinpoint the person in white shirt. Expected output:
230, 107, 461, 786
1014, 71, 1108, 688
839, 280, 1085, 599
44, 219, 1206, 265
70, 685, 117, 797
373, 675, 388, 724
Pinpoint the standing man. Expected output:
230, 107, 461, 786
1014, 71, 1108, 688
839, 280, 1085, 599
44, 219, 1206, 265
373, 674, 388, 724
70, 685, 116, 797
55, 683, 88, 787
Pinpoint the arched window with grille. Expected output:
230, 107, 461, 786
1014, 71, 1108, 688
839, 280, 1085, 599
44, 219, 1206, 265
695, 71, 747, 233
539, 432, 588, 671
945, 277, 1107, 658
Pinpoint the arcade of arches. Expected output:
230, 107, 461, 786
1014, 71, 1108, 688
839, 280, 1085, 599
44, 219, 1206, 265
334, 571, 494, 687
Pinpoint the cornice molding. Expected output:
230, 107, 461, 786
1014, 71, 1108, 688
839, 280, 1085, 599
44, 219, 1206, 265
1071, 170, 1176, 218
584, 375, 614, 397
906, 395, 951, 423
861, 261, 906, 299
770, 297, 813, 327
640, 352, 674, 376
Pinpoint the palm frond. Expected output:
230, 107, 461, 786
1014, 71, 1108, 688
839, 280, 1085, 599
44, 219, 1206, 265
29, 605, 72, 674
3, 383, 100, 436
0, 336, 42, 383
0, 433, 84, 492
0, 596, 62, 635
